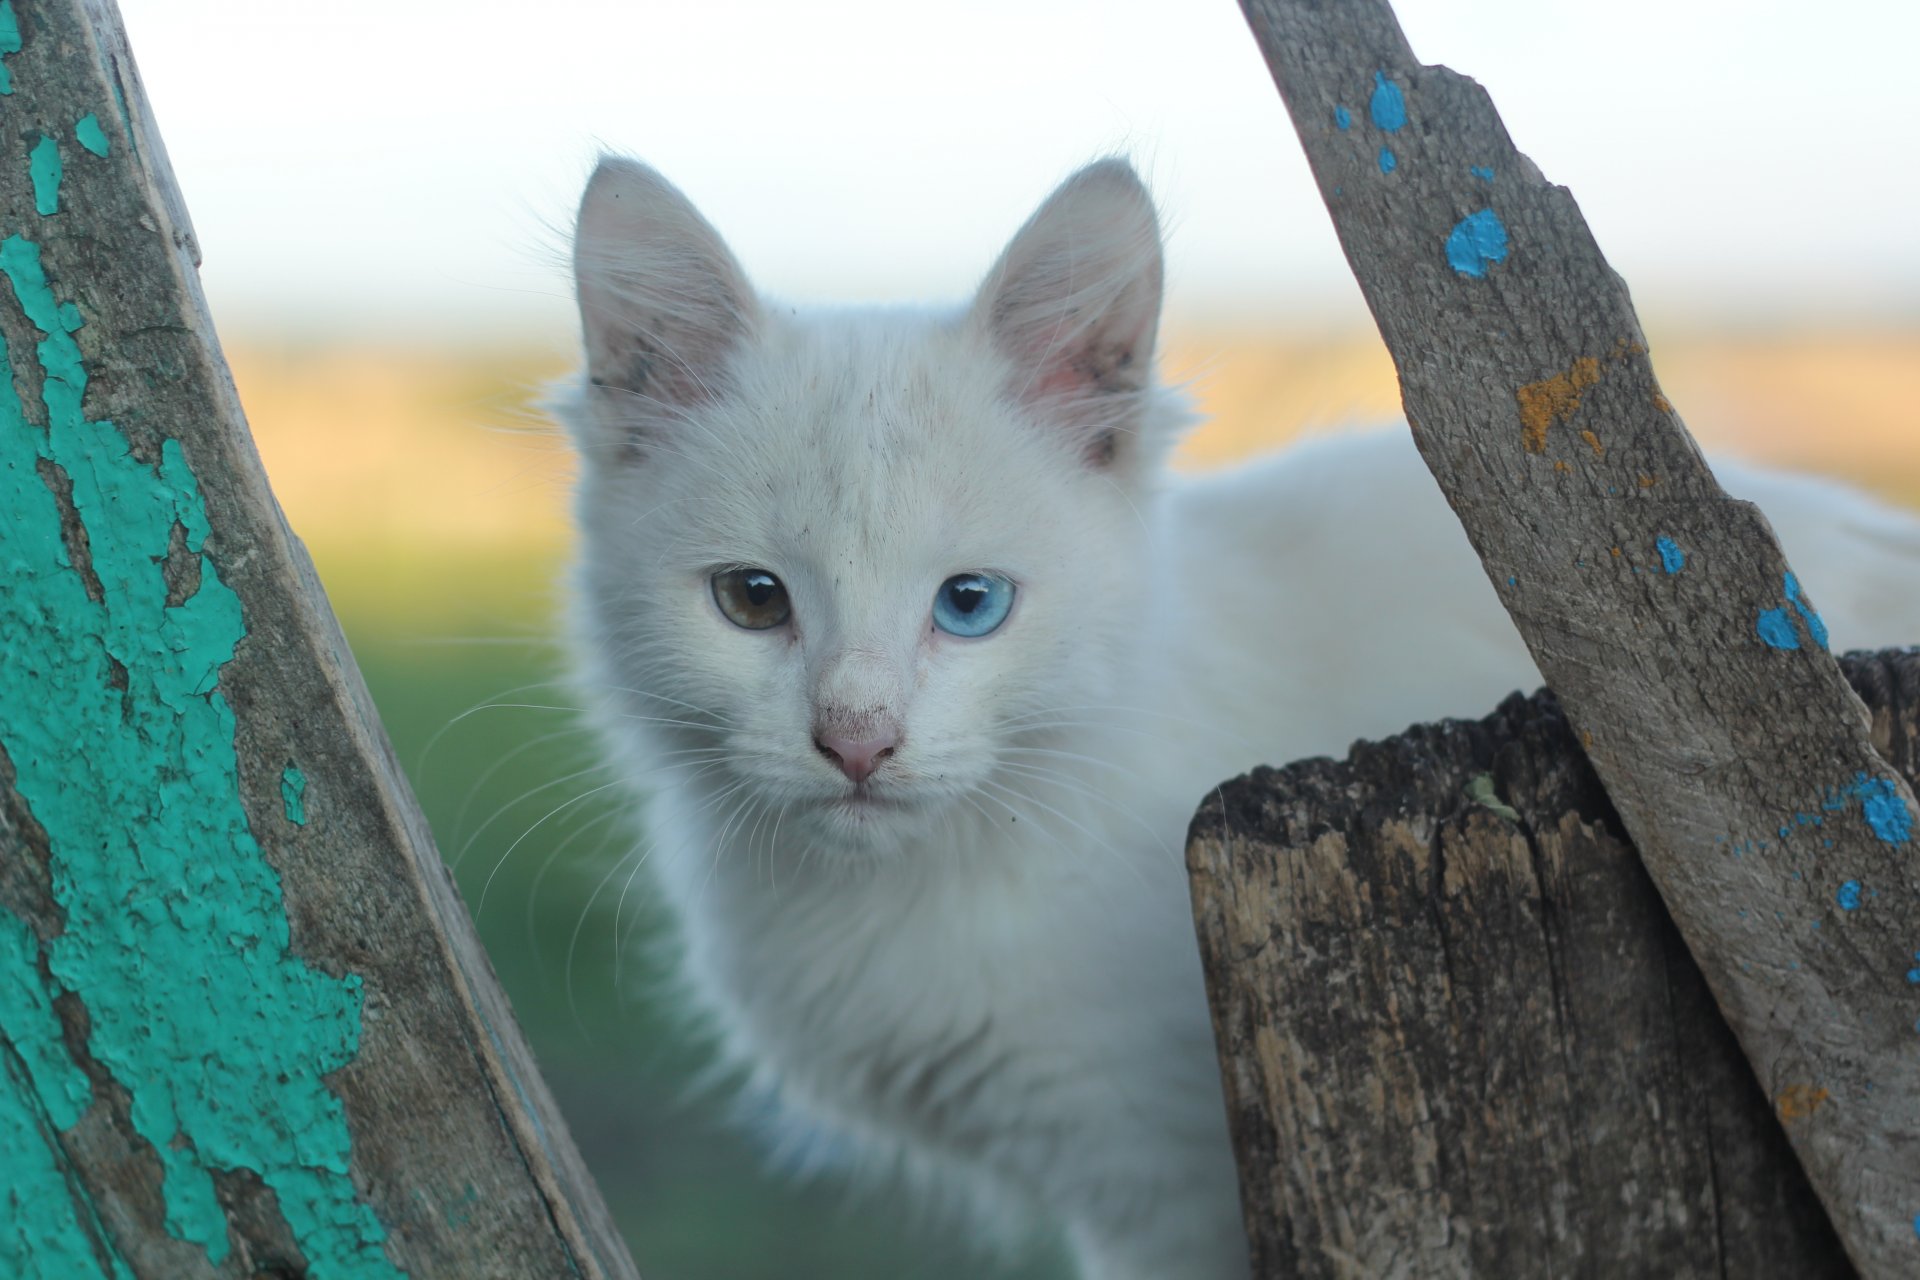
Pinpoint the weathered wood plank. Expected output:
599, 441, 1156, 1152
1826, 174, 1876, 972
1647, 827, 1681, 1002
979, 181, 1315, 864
0, 3, 639, 1276
1232, 2, 1920, 1272
1191, 651, 1920, 1278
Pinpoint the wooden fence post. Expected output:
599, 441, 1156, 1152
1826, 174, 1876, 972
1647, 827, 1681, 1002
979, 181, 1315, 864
1187, 656, 1920, 1276
0, 3, 640, 1276
1222, 2, 1920, 1273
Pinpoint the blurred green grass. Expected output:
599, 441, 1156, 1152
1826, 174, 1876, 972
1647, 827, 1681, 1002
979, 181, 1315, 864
331, 549, 1068, 1280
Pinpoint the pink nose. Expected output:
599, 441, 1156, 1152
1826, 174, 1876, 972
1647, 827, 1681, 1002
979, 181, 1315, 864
814, 727, 900, 784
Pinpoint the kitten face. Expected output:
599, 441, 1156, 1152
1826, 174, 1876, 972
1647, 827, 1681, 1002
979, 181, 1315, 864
566, 158, 1178, 856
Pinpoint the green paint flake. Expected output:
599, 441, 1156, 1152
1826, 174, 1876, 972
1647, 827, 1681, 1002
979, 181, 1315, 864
29, 134, 61, 216
74, 113, 110, 158
1465, 772, 1521, 823
0, 233, 404, 1276
282, 765, 308, 825
0, 1, 19, 95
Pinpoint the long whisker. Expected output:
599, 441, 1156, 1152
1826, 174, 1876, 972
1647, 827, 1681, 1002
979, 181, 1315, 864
525, 803, 626, 981
479, 777, 630, 919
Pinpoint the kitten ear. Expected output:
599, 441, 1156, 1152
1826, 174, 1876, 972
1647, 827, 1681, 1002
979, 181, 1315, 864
970, 159, 1165, 463
572, 157, 757, 435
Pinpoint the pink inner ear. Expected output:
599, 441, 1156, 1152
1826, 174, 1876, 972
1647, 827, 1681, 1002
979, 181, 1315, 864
1029, 358, 1092, 402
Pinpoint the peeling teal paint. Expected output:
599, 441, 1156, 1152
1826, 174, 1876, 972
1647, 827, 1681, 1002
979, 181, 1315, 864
283, 765, 309, 825
74, 114, 109, 158
1, 222, 403, 1273
1, 914, 136, 1279
0, 1, 19, 95
29, 134, 61, 216
0, 915, 91, 1127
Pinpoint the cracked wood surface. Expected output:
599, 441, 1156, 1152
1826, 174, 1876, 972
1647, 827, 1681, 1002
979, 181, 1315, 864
1190, 651, 1920, 1277
1228, 2, 1920, 1273
0, 2, 638, 1276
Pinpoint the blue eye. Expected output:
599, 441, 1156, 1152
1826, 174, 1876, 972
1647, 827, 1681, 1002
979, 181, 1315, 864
932, 573, 1015, 637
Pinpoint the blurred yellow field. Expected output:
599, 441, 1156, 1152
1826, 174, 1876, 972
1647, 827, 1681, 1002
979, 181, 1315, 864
228, 327, 1920, 590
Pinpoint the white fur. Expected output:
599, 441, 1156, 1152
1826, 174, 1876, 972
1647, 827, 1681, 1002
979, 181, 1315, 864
558, 157, 1920, 1279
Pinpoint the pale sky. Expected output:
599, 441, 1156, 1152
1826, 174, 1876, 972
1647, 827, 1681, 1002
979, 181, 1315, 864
117, 0, 1918, 340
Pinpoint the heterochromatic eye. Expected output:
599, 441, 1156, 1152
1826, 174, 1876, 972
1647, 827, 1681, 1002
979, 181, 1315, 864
932, 573, 1015, 638
711, 568, 792, 630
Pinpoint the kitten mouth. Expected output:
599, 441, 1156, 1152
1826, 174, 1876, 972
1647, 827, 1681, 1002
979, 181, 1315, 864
827, 785, 905, 814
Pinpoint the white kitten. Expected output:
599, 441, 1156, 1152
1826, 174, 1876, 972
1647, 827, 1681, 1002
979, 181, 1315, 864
557, 155, 1920, 1279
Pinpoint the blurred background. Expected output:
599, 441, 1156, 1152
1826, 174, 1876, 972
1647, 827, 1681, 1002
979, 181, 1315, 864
115, 1, 1918, 1276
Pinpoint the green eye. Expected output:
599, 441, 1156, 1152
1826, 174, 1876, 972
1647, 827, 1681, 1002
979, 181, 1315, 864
711, 568, 791, 630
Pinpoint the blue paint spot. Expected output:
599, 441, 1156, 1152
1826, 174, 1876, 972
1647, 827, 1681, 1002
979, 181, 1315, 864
1335, 105, 1351, 130
1445, 209, 1509, 278
1470, 164, 1495, 182
1333, 185, 1343, 196
1836, 881, 1862, 911
1656, 536, 1685, 574
1908, 967, 1920, 985
1756, 607, 1799, 650
1855, 774, 1912, 844
1369, 72, 1407, 131
1778, 826, 1790, 839
1785, 572, 1829, 650
1507, 575, 1517, 586
1912, 1212, 1920, 1239
1378, 147, 1396, 174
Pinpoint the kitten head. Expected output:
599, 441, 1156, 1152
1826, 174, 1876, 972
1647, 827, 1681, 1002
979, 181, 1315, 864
563, 156, 1186, 856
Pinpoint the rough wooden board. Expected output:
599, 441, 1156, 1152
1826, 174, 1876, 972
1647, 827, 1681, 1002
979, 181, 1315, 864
1189, 654, 1920, 1277
1233, 2, 1920, 1272
0, 3, 639, 1276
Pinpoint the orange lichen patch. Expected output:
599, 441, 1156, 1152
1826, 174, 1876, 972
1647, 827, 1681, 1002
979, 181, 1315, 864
1581, 730, 1593, 749
1610, 546, 1622, 557
1638, 474, 1658, 488
1516, 356, 1602, 453
1553, 459, 1571, 474
1775, 1084, 1830, 1122
1652, 393, 1673, 414
1580, 429, 1606, 458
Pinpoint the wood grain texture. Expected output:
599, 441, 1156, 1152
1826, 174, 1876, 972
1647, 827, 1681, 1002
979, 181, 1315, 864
0, 3, 638, 1276
1191, 650, 1920, 1278
1233, 3, 1920, 1272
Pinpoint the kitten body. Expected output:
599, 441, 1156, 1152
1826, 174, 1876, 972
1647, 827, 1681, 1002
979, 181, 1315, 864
560, 157, 1920, 1279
